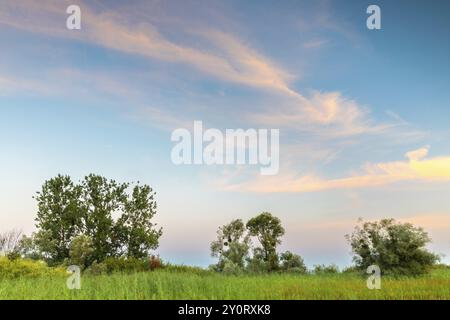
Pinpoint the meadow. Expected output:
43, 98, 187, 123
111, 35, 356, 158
1, 268, 449, 300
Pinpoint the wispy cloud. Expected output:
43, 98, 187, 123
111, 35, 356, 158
222, 147, 450, 193
0, 1, 293, 94
0, 74, 51, 96
303, 39, 329, 49
0, 0, 391, 139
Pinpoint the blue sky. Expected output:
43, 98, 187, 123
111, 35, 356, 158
1, 0, 450, 267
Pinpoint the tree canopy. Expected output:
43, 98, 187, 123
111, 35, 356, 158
33, 174, 162, 266
346, 218, 439, 276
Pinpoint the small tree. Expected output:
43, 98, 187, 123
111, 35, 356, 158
246, 212, 285, 271
17, 233, 43, 260
346, 218, 439, 276
280, 251, 307, 273
210, 219, 250, 271
0, 229, 22, 258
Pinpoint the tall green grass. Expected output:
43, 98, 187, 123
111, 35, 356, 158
1, 268, 449, 300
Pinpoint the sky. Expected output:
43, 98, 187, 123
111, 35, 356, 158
1, 0, 450, 268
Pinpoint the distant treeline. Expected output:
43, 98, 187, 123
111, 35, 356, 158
0, 174, 441, 276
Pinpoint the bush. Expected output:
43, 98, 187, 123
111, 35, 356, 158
0, 257, 65, 279
103, 257, 145, 273
279, 251, 307, 274
82, 255, 163, 275
313, 264, 339, 275
84, 261, 108, 275
69, 235, 94, 269
245, 256, 269, 274
342, 265, 360, 275
165, 264, 210, 276
147, 255, 163, 270
6, 251, 21, 261
346, 219, 439, 276
222, 261, 243, 275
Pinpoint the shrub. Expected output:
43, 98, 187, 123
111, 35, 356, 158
147, 255, 163, 270
103, 256, 163, 273
222, 261, 243, 275
69, 235, 94, 269
346, 218, 439, 276
0, 257, 65, 279
342, 265, 360, 275
6, 251, 21, 261
313, 264, 339, 275
84, 261, 108, 275
245, 255, 269, 274
165, 264, 210, 276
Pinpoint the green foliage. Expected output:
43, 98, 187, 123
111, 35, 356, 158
346, 218, 439, 276
245, 251, 269, 274
101, 256, 163, 274
313, 264, 339, 275
222, 261, 243, 275
69, 235, 94, 269
83, 261, 108, 276
79, 174, 128, 262
165, 264, 210, 276
34, 175, 83, 264
210, 219, 250, 271
0, 257, 65, 279
246, 212, 285, 271
17, 234, 43, 260
342, 265, 360, 275
280, 251, 307, 274
114, 184, 162, 259
33, 174, 162, 266
211, 213, 296, 274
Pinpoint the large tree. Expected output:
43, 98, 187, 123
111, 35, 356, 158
246, 212, 285, 271
34, 174, 162, 265
114, 184, 162, 259
34, 175, 83, 263
346, 218, 439, 276
79, 174, 128, 262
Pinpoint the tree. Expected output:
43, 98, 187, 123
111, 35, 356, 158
346, 218, 439, 276
34, 175, 82, 264
0, 229, 22, 257
69, 235, 95, 269
114, 184, 162, 259
79, 174, 128, 262
280, 251, 307, 273
17, 233, 43, 260
33, 174, 162, 265
210, 219, 250, 271
246, 212, 285, 271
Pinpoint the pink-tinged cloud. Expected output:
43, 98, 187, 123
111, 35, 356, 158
223, 147, 450, 193
0, 0, 395, 138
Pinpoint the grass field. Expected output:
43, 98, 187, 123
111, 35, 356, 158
1, 268, 449, 300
